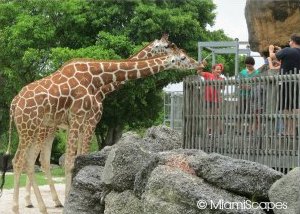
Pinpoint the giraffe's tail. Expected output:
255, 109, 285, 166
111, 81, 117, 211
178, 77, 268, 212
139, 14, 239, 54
0, 153, 10, 196
0, 99, 15, 196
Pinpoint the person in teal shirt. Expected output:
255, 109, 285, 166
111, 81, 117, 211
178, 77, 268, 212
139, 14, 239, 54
239, 56, 260, 97
238, 56, 260, 134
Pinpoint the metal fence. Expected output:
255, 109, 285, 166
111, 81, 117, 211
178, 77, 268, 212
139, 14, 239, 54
183, 73, 300, 172
164, 91, 183, 132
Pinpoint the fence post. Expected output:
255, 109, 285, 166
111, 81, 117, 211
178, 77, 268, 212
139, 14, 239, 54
170, 92, 175, 129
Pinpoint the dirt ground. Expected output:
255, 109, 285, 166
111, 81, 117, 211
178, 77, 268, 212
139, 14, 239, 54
0, 184, 65, 214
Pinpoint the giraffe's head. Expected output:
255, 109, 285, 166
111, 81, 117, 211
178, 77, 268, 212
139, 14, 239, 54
150, 33, 172, 55
130, 33, 174, 60
164, 44, 199, 70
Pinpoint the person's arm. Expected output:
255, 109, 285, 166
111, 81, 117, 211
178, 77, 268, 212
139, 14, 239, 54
269, 45, 277, 60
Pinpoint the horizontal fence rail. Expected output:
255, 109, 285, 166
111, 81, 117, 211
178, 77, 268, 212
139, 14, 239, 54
183, 73, 300, 173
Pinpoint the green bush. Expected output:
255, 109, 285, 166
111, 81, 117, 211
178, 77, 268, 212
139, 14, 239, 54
51, 130, 67, 164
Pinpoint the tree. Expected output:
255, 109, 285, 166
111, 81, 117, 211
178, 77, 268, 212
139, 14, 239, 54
0, 0, 232, 154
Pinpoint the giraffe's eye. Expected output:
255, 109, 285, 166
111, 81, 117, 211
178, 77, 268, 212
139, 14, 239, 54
181, 56, 186, 61
171, 59, 175, 63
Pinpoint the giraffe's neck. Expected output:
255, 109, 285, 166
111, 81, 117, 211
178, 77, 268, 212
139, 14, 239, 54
99, 57, 167, 85
60, 56, 169, 88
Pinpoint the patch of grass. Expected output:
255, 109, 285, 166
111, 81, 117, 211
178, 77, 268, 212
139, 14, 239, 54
3, 167, 65, 189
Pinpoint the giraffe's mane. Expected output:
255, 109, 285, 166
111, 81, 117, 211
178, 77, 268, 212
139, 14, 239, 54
128, 40, 155, 58
59, 54, 170, 68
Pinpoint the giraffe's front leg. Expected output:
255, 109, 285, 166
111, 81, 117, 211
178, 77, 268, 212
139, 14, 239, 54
64, 118, 83, 198
80, 123, 97, 155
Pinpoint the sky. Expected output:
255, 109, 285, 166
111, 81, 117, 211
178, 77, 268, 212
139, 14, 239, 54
209, 0, 249, 41
208, 0, 264, 65
164, 0, 264, 91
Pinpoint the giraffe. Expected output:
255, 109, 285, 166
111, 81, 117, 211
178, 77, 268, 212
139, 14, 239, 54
4, 44, 198, 214
8, 81, 125, 209
17, 34, 173, 208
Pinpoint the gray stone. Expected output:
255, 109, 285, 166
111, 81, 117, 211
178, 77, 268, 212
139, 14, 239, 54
134, 155, 160, 199
72, 146, 113, 178
64, 165, 106, 214
59, 153, 65, 168
142, 125, 182, 152
268, 167, 300, 214
118, 131, 142, 144
102, 141, 152, 191
143, 165, 265, 214
134, 149, 207, 199
192, 153, 283, 200
104, 190, 143, 214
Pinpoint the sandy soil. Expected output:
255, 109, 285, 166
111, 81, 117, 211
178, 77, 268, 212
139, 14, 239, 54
0, 184, 65, 214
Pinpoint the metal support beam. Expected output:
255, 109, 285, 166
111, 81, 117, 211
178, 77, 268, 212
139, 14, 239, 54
198, 39, 252, 76
235, 38, 239, 76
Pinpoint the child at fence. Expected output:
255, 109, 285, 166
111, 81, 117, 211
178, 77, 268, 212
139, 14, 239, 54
197, 63, 225, 135
238, 56, 260, 135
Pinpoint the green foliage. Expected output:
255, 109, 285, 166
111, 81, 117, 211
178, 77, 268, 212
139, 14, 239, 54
3, 167, 65, 189
51, 130, 67, 164
0, 0, 234, 152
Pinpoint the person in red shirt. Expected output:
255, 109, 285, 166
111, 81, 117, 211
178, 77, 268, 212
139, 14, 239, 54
197, 63, 225, 135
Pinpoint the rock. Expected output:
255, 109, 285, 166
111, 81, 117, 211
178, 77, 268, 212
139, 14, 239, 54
59, 153, 65, 168
134, 149, 207, 199
142, 165, 265, 214
141, 125, 182, 152
64, 165, 106, 214
102, 141, 152, 191
34, 165, 41, 172
134, 155, 160, 199
104, 190, 143, 214
118, 131, 142, 144
72, 146, 113, 178
192, 153, 283, 200
245, 0, 300, 53
268, 167, 300, 214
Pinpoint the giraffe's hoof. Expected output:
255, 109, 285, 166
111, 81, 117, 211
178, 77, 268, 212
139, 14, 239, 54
26, 205, 34, 208
55, 204, 64, 208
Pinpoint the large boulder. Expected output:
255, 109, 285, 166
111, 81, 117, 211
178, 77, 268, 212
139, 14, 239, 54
192, 153, 283, 200
102, 141, 152, 191
72, 146, 113, 178
142, 165, 265, 214
141, 125, 182, 152
134, 149, 207, 198
104, 190, 143, 214
64, 166, 106, 214
268, 167, 300, 214
245, 0, 300, 53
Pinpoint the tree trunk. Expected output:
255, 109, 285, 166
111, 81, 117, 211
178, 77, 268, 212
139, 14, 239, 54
103, 124, 123, 147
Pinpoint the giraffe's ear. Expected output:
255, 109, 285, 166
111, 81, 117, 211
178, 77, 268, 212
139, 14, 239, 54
161, 33, 169, 41
170, 43, 178, 50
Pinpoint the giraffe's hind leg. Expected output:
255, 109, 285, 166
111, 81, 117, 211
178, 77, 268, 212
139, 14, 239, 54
26, 140, 48, 214
12, 149, 23, 214
24, 138, 41, 208
24, 177, 34, 208
40, 127, 63, 207
12, 136, 48, 214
